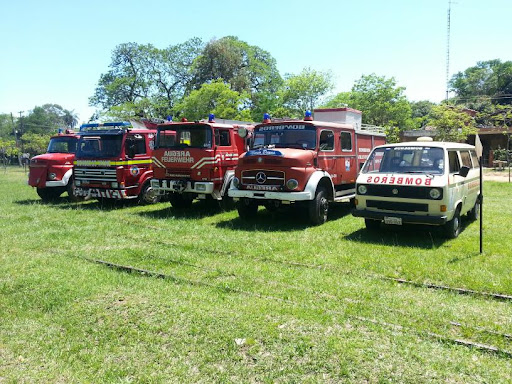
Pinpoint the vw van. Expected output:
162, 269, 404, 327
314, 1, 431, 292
352, 138, 480, 238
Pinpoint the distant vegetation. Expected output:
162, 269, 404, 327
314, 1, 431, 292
1, 36, 511, 157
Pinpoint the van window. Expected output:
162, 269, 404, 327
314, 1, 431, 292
215, 130, 231, 147
470, 150, 480, 168
460, 151, 472, 168
319, 130, 334, 151
448, 151, 460, 173
341, 132, 352, 151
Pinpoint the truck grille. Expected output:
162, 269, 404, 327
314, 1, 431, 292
241, 169, 285, 187
366, 200, 428, 212
75, 167, 117, 182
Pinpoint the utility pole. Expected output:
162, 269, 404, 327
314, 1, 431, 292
446, 0, 452, 101
18, 111, 24, 167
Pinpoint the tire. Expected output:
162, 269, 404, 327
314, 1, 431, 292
444, 207, 461, 239
66, 177, 84, 202
169, 193, 193, 209
308, 187, 329, 225
138, 182, 161, 205
219, 195, 235, 211
36, 187, 63, 202
468, 198, 480, 221
365, 218, 381, 231
237, 199, 258, 220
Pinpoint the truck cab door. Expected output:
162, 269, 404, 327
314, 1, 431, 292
318, 129, 337, 181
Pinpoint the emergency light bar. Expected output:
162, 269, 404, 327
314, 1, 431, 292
79, 122, 132, 132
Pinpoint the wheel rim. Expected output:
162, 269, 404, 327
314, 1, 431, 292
320, 196, 328, 221
143, 187, 158, 203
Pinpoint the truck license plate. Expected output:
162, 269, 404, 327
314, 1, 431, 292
384, 216, 402, 225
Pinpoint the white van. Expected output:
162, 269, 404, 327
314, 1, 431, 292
353, 139, 480, 238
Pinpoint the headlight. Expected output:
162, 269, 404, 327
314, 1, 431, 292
357, 184, 367, 195
286, 179, 298, 190
48, 172, 57, 180
232, 177, 240, 188
429, 188, 442, 199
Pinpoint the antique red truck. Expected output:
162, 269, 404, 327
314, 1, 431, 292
72, 121, 160, 203
228, 108, 386, 224
28, 130, 80, 201
150, 114, 252, 208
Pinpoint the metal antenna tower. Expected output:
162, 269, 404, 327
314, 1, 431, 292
446, 0, 454, 101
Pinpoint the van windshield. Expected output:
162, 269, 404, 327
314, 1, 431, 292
362, 146, 445, 175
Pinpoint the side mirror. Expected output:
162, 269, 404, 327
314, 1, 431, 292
458, 165, 470, 178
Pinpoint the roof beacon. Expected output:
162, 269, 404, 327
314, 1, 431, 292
209, 114, 215, 123
263, 113, 271, 123
304, 110, 313, 121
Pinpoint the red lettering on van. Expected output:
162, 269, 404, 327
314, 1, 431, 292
367, 176, 372, 183
397, 177, 403, 184
405, 177, 413, 185
425, 178, 432, 186
415, 178, 422, 185
381, 177, 388, 184
374, 177, 380, 183
390, 177, 395, 184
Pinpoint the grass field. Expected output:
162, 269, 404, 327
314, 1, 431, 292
1, 167, 512, 383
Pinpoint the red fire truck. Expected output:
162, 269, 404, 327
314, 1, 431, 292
150, 114, 253, 208
228, 108, 386, 224
73, 121, 160, 203
28, 130, 80, 201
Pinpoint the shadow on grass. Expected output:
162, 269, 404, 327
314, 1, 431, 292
344, 219, 475, 250
215, 203, 353, 232
16, 197, 135, 212
137, 200, 226, 220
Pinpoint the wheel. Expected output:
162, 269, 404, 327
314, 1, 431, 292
444, 207, 461, 239
237, 199, 258, 219
308, 187, 329, 225
36, 187, 63, 202
468, 198, 480, 221
169, 193, 193, 209
66, 177, 84, 202
138, 182, 161, 205
364, 218, 381, 230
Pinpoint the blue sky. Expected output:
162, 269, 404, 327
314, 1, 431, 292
1, 0, 510, 124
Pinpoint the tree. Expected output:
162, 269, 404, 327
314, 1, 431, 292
22, 104, 73, 135
173, 80, 251, 122
90, 39, 203, 119
189, 36, 283, 120
410, 100, 436, 129
274, 68, 333, 119
324, 74, 413, 130
450, 59, 512, 106
427, 105, 477, 142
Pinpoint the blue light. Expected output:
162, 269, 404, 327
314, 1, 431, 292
305, 110, 312, 118
58, 128, 63, 134
167, 115, 172, 122
263, 113, 270, 120
209, 113, 215, 122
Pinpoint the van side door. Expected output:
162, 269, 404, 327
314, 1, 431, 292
448, 150, 464, 214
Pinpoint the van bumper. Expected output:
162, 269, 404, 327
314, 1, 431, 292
352, 209, 448, 225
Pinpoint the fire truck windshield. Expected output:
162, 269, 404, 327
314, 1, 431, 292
362, 146, 445, 175
252, 124, 317, 149
156, 124, 212, 149
76, 135, 123, 158
47, 137, 78, 154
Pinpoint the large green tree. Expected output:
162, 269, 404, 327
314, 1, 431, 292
272, 68, 333, 119
189, 36, 283, 120
427, 105, 477, 142
90, 39, 203, 119
173, 80, 251, 122
325, 74, 412, 129
450, 59, 512, 107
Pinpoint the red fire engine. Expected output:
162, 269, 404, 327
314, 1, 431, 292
28, 129, 80, 201
228, 108, 386, 224
73, 121, 160, 203
150, 114, 252, 208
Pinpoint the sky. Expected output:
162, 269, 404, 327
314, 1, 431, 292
1, 0, 511, 125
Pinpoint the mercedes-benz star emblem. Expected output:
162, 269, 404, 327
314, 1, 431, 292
392, 188, 399, 195
255, 172, 267, 184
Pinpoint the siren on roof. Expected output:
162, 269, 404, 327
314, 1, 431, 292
263, 113, 271, 123
417, 136, 434, 142
209, 114, 215, 123
304, 110, 313, 121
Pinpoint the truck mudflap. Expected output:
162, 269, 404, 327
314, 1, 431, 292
352, 208, 448, 225
151, 179, 215, 195
74, 187, 131, 200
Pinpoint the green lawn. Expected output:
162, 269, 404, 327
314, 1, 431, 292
1, 167, 512, 383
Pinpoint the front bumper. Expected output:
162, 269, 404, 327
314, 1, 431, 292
151, 179, 215, 195
74, 187, 131, 200
352, 208, 448, 225
228, 187, 313, 202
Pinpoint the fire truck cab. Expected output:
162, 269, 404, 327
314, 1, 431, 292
28, 130, 80, 201
73, 121, 160, 203
150, 115, 253, 208
228, 108, 386, 224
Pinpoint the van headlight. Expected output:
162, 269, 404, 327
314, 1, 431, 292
357, 184, 368, 195
286, 179, 298, 190
429, 188, 442, 199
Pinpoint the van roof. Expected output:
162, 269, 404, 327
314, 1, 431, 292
375, 141, 475, 150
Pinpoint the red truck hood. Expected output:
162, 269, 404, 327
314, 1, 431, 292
31, 152, 75, 165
